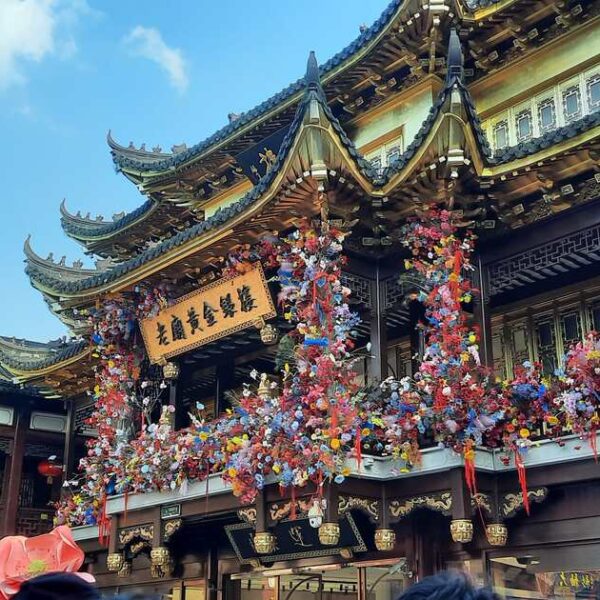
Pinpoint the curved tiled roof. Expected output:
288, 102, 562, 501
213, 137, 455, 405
61, 199, 157, 239
110, 0, 405, 173
27, 72, 600, 297
0, 340, 88, 372
28, 84, 313, 295
0, 379, 43, 397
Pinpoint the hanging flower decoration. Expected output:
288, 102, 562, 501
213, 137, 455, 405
56, 206, 600, 528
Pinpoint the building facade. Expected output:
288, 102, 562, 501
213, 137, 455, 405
2, 1, 600, 599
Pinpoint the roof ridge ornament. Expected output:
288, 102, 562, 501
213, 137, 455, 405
446, 29, 464, 84
304, 50, 322, 92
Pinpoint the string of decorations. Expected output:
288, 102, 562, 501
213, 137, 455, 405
56, 207, 600, 531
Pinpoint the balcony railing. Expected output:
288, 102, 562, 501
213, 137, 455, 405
0, 506, 55, 538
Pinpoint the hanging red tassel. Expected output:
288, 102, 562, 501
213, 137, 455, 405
98, 492, 110, 547
464, 446, 477, 496
590, 427, 598, 464
290, 486, 297, 521
515, 451, 530, 516
355, 426, 362, 473
123, 490, 129, 526
205, 468, 210, 514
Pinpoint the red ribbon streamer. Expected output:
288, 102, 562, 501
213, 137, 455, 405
590, 428, 598, 464
355, 427, 362, 473
290, 486, 297, 520
98, 492, 110, 546
515, 451, 530, 516
464, 452, 477, 497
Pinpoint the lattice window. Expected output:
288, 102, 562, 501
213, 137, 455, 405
385, 278, 406, 309
493, 120, 509, 150
491, 327, 507, 379
488, 223, 600, 297
510, 321, 531, 371
587, 74, 600, 111
496, 292, 600, 379
484, 67, 600, 148
515, 109, 533, 142
341, 273, 371, 307
365, 135, 404, 174
562, 85, 582, 122
537, 97, 556, 133
387, 339, 413, 379
535, 317, 557, 375
369, 156, 382, 173
560, 310, 582, 347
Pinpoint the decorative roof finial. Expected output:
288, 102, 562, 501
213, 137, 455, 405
305, 51, 321, 91
446, 29, 464, 84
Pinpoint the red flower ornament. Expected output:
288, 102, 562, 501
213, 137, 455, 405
0, 526, 94, 599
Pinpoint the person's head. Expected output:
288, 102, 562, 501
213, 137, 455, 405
397, 572, 501, 600
12, 573, 99, 600
113, 593, 161, 600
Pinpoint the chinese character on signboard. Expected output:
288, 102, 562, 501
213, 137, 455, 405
140, 266, 276, 363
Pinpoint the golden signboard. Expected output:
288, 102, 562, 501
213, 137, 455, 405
140, 266, 276, 363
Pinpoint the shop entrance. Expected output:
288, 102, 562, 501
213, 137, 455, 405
235, 560, 409, 600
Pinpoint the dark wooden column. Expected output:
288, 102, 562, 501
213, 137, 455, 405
215, 362, 235, 416
408, 299, 426, 376
207, 544, 219, 600
473, 253, 493, 367
3, 408, 28, 536
62, 399, 76, 480
369, 263, 388, 382
450, 467, 471, 522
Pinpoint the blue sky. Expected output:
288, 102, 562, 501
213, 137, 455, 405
0, 0, 386, 342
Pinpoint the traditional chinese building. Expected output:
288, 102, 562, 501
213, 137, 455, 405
0, 337, 85, 538
2, 0, 600, 598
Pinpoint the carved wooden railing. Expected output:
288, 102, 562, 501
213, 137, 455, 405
15, 507, 55, 537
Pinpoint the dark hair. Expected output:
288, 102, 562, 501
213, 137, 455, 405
13, 573, 100, 600
397, 572, 501, 600
112, 593, 161, 600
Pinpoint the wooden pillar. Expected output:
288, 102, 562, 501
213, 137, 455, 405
62, 399, 76, 480
408, 299, 425, 376
207, 545, 219, 600
369, 264, 388, 382
473, 254, 493, 367
323, 482, 339, 524
450, 467, 471, 521
215, 362, 235, 416
3, 408, 28, 537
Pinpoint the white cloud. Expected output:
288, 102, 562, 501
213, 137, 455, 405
124, 26, 189, 93
0, 0, 96, 91
0, 0, 56, 88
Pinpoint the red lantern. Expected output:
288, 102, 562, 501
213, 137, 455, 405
37, 459, 63, 484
